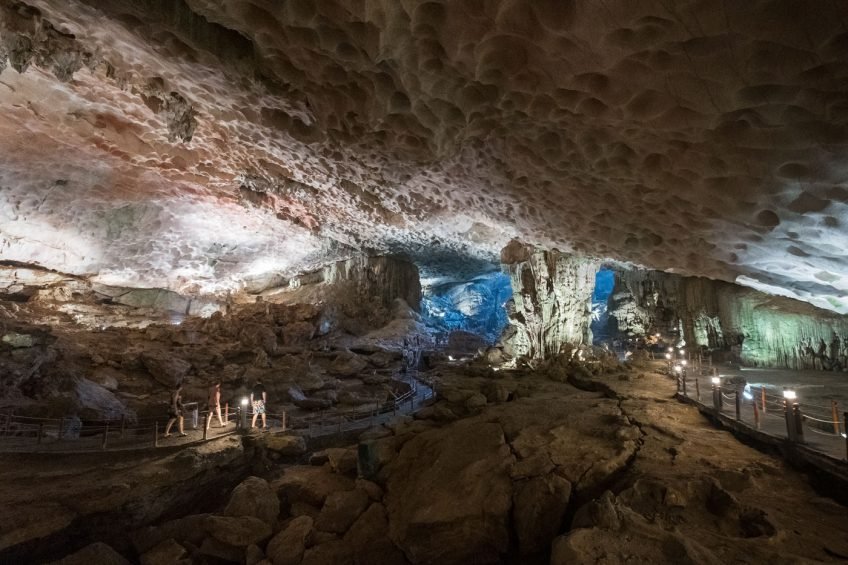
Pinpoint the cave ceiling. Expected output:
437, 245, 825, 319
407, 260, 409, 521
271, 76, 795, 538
2, 0, 848, 311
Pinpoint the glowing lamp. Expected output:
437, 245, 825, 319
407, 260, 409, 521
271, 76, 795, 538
665, 353, 671, 360
448, 355, 455, 361
783, 390, 797, 401
655, 333, 661, 337
667, 347, 673, 352
673, 365, 682, 373
241, 397, 249, 406
681, 360, 687, 366
711, 377, 720, 385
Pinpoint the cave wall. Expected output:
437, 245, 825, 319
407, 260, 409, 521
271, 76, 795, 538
500, 241, 600, 359
610, 269, 848, 370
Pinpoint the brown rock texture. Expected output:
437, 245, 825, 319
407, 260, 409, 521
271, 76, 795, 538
2, 1, 848, 311
501, 240, 601, 358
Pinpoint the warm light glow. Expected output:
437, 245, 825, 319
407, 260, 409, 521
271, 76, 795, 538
711, 377, 720, 385
448, 355, 455, 361
681, 359, 687, 366
241, 397, 249, 406
665, 353, 671, 359
673, 365, 682, 373
783, 389, 797, 400
667, 347, 673, 352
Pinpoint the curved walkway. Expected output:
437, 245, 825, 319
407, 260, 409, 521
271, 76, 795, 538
0, 373, 435, 454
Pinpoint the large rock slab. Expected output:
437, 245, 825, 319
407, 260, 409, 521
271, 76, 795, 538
203, 515, 272, 547
315, 489, 370, 534
385, 420, 514, 565
272, 466, 355, 508
48, 542, 130, 565
224, 476, 280, 527
266, 515, 314, 565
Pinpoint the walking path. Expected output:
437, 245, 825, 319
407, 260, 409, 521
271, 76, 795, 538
675, 368, 847, 463
0, 372, 435, 454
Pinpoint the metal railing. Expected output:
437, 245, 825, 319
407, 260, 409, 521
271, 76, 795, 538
0, 373, 436, 453
673, 371, 847, 462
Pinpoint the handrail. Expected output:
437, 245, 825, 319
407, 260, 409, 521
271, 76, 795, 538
0, 372, 436, 452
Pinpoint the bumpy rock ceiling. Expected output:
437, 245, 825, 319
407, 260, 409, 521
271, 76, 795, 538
2, 0, 848, 311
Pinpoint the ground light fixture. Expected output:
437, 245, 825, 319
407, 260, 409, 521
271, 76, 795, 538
681, 359, 687, 366
673, 365, 682, 373
711, 376, 721, 385
665, 353, 672, 359
783, 389, 797, 401
241, 397, 249, 406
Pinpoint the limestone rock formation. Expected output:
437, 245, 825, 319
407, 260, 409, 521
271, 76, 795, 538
500, 240, 600, 359
3, 1, 848, 314
610, 268, 848, 369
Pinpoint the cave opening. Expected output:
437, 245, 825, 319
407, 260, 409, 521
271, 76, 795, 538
591, 267, 616, 345
420, 270, 512, 347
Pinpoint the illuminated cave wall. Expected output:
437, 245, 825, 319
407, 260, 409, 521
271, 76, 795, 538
590, 268, 615, 343
421, 272, 511, 344
610, 269, 848, 370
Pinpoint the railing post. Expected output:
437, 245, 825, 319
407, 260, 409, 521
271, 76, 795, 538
753, 399, 760, 429
154, 421, 159, 447
784, 400, 796, 442
224, 403, 229, 423
761, 387, 767, 413
694, 378, 700, 401
37, 423, 44, 444
712, 381, 721, 411
844, 411, 848, 461
202, 415, 208, 440
681, 374, 687, 397
792, 403, 805, 444
102, 422, 109, 450
832, 401, 840, 435
734, 387, 742, 421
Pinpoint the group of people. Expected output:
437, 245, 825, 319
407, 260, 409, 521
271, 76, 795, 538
163, 379, 268, 437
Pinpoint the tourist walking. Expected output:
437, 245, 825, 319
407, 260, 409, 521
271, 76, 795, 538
164, 383, 187, 437
250, 378, 267, 430
206, 381, 225, 429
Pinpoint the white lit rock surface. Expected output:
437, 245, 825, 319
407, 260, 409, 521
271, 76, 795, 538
2, 2, 848, 311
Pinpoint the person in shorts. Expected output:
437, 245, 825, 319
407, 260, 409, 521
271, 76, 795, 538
206, 381, 225, 429
250, 378, 267, 430
164, 383, 187, 437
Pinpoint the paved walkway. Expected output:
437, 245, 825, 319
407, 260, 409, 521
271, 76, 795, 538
677, 371, 847, 462
0, 373, 435, 453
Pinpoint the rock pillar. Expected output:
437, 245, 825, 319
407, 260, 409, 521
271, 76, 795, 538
499, 240, 600, 359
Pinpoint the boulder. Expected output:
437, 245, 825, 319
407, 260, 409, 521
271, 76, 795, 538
315, 489, 370, 534
385, 420, 514, 564
48, 542, 130, 565
224, 476, 280, 526
266, 515, 314, 565
301, 539, 354, 565
273, 466, 355, 507
512, 474, 572, 554
139, 539, 188, 565
141, 352, 191, 386
245, 544, 266, 565
328, 351, 369, 377
343, 503, 406, 565
464, 393, 488, 411
321, 448, 358, 476
203, 515, 272, 547
197, 537, 243, 563
265, 434, 308, 457
1, 332, 35, 348
282, 321, 316, 345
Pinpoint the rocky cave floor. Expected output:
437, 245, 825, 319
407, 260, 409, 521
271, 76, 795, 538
2, 358, 847, 565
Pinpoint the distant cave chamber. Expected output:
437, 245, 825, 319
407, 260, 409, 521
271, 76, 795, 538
421, 272, 512, 344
